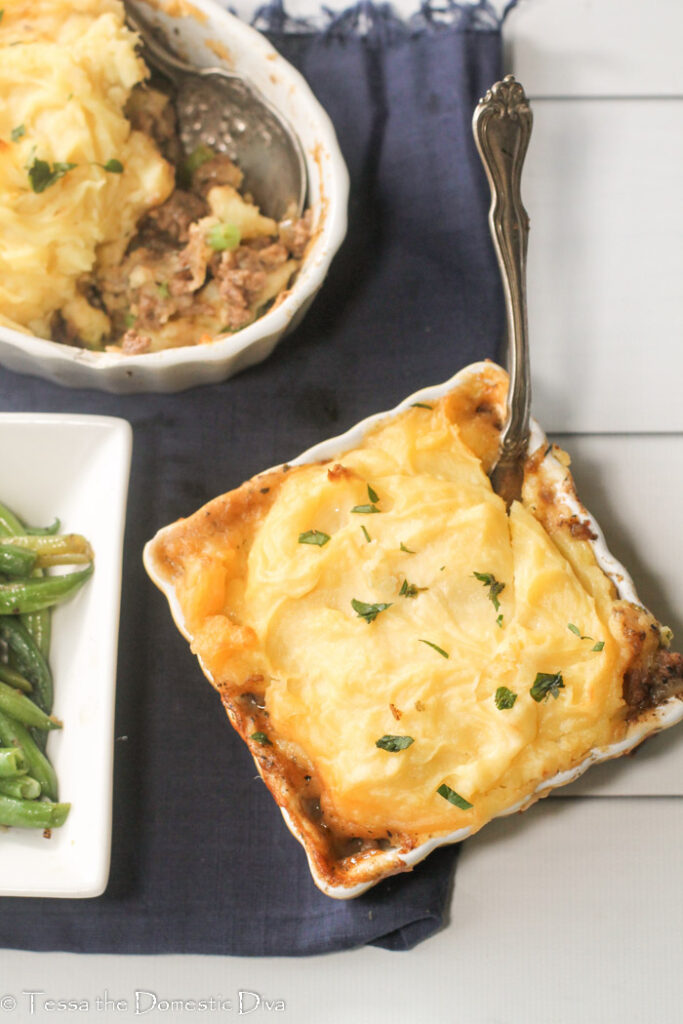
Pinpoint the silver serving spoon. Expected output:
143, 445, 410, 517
472, 75, 533, 508
124, 1, 307, 221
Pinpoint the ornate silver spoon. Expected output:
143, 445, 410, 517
124, 1, 307, 221
472, 75, 533, 508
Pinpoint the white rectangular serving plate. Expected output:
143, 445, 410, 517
0, 414, 132, 897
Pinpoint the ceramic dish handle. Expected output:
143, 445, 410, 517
472, 74, 533, 506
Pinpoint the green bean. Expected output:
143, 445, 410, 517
0, 663, 33, 693
20, 609, 51, 660
0, 747, 27, 778
6, 534, 93, 567
0, 617, 52, 712
0, 795, 69, 829
0, 776, 40, 800
0, 544, 37, 577
0, 681, 61, 731
0, 565, 93, 616
0, 512, 53, 660
25, 518, 60, 536
0, 518, 55, 659
0, 710, 57, 800
0, 501, 25, 537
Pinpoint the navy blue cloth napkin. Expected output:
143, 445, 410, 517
0, 1, 505, 955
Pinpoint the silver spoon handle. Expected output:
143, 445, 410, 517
473, 75, 532, 473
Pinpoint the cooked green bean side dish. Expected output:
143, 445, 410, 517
0, 500, 94, 831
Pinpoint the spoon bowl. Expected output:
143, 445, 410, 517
124, 0, 307, 221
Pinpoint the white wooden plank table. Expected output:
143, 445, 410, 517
3, 2, 681, 1022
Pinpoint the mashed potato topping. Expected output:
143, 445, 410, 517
0, 0, 174, 342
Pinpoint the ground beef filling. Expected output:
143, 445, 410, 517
71, 85, 311, 353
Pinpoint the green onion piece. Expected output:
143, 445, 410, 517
350, 504, 380, 514
351, 599, 392, 624
367, 484, 380, 504
592, 641, 605, 652
375, 735, 414, 752
530, 671, 565, 702
182, 143, 215, 180
298, 530, 330, 547
496, 613, 503, 628
411, 402, 433, 410
418, 639, 449, 658
11, 124, 25, 142
361, 526, 371, 543
494, 686, 517, 710
437, 783, 473, 810
207, 222, 241, 252
400, 542, 415, 554
157, 281, 170, 298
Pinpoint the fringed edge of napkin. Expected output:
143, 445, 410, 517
250, 0, 519, 37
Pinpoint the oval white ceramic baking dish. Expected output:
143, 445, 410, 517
0, 0, 349, 393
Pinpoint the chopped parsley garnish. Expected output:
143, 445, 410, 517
352, 599, 392, 624
399, 579, 426, 598
250, 731, 271, 746
437, 783, 472, 810
0, 10, 4, 23
568, 623, 604, 651
494, 686, 517, 710
530, 671, 565, 703
157, 281, 170, 299
102, 158, 124, 173
473, 571, 505, 612
298, 529, 330, 546
361, 525, 371, 543
28, 158, 77, 193
11, 124, 25, 142
352, 484, 381, 514
412, 402, 433, 410
418, 639, 449, 659
375, 734, 414, 752
400, 542, 416, 554
123, 312, 137, 329
207, 222, 241, 252
496, 613, 504, 628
